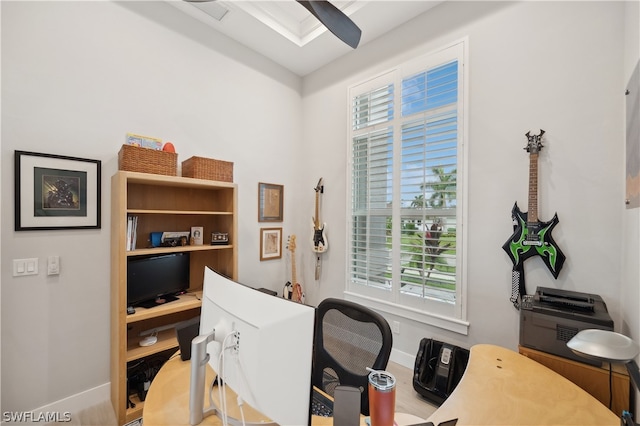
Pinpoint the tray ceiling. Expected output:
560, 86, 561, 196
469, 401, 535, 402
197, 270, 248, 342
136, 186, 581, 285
167, 1, 443, 76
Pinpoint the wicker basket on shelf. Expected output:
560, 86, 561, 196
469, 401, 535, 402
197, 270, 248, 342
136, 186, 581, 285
182, 156, 233, 182
118, 144, 177, 176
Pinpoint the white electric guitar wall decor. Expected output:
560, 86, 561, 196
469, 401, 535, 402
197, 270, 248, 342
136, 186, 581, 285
311, 177, 328, 253
311, 178, 327, 280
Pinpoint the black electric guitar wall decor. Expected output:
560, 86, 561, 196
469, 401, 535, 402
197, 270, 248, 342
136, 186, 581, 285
502, 130, 566, 308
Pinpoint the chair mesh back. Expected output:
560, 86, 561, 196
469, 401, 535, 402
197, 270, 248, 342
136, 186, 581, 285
323, 309, 383, 378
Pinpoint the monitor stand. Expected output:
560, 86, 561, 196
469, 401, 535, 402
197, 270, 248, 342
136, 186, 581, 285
137, 294, 179, 309
189, 332, 278, 426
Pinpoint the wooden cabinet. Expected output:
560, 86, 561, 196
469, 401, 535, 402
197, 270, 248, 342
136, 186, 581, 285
110, 171, 237, 426
519, 346, 632, 416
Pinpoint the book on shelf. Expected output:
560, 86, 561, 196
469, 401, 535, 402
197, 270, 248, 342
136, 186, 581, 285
125, 132, 162, 150
126, 216, 138, 251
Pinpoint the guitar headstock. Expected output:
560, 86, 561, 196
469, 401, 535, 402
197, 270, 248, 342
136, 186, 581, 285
524, 129, 545, 154
287, 235, 297, 253
314, 178, 324, 193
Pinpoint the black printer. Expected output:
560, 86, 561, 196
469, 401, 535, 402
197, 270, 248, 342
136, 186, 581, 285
520, 286, 614, 366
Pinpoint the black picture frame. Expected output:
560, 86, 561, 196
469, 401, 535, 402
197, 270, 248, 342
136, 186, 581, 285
15, 150, 101, 231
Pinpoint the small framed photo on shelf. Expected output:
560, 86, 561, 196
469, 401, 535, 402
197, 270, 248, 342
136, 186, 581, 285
191, 226, 204, 245
260, 227, 282, 261
258, 182, 283, 222
14, 150, 101, 231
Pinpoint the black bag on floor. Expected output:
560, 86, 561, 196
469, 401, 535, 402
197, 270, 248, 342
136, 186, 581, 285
412, 338, 469, 406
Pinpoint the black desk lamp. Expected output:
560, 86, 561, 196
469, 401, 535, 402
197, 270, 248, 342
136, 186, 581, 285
566, 329, 640, 425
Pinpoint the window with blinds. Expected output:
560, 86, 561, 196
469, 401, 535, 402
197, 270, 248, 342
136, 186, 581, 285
348, 42, 466, 323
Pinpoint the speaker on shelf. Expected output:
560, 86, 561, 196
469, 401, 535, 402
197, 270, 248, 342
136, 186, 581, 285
176, 316, 200, 361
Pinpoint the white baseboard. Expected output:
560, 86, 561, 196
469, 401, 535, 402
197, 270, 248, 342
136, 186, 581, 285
1, 383, 110, 426
390, 347, 416, 370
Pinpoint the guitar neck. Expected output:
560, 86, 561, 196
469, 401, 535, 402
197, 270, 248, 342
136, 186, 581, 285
314, 192, 320, 229
528, 152, 539, 223
291, 251, 297, 284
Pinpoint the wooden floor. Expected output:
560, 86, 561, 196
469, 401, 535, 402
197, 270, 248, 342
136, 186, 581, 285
47, 400, 119, 425
386, 360, 439, 421
48, 362, 437, 425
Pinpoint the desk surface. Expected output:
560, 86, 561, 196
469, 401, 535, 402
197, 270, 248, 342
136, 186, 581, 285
143, 354, 270, 425
144, 345, 619, 426
142, 354, 351, 426
425, 344, 619, 426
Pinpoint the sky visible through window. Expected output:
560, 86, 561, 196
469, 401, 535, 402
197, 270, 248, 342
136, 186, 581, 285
398, 60, 458, 207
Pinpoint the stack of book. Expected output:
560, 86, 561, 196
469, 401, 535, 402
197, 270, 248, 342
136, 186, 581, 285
126, 216, 138, 251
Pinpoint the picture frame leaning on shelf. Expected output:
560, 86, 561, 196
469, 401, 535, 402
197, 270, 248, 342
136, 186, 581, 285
191, 226, 204, 245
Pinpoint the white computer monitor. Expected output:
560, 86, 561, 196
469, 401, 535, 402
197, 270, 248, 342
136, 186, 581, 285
190, 267, 315, 426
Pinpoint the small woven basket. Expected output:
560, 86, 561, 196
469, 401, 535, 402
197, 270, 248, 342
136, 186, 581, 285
118, 145, 177, 176
182, 156, 233, 182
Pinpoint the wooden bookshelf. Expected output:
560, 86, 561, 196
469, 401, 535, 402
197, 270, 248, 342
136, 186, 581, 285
110, 171, 237, 426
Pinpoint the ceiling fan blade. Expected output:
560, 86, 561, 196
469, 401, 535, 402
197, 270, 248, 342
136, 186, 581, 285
182, 0, 361, 48
297, 1, 361, 49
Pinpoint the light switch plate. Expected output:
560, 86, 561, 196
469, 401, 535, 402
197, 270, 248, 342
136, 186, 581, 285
13, 258, 38, 276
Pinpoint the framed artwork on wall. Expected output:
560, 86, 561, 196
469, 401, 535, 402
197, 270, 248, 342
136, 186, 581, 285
14, 150, 101, 231
258, 182, 283, 222
260, 227, 282, 261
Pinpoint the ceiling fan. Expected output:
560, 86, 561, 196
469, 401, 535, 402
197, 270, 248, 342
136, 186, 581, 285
184, 0, 362, 48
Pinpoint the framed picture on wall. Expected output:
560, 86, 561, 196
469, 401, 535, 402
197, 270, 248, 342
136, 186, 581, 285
260, 227, 282, 260
258, 182, 284, 222
14, 150, 101, 231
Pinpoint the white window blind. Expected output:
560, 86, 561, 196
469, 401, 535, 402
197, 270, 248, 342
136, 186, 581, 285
348, 41, 467, 330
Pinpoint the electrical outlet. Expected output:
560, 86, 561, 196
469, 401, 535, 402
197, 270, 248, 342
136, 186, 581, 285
233, 331, 240, 354
392, 321, 400, 334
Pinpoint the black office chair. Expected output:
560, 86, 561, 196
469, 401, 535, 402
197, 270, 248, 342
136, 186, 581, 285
312, 298, 393, 415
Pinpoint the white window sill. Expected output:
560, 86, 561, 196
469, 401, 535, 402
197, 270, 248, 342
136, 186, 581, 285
344, 291, 470, 335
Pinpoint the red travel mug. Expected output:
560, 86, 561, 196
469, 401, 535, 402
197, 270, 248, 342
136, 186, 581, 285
368, 370, 396, 426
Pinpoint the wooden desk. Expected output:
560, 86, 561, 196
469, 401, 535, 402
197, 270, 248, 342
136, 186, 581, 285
425, 344, 619, 425
142, 354, 270, 425
142, 354, 366, 426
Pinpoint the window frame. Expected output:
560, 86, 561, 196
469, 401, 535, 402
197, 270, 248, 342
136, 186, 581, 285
345, 39, 470, 335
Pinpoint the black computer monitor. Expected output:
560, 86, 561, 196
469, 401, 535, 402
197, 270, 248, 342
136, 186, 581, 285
127, 252, 190, 308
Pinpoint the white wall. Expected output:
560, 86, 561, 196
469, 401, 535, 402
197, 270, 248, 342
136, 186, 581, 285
1, 0, 636, 417
301, 1, 628, 361
622, 0, 640, 409
0, 0, 3, 411
1, 0, 302, 413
